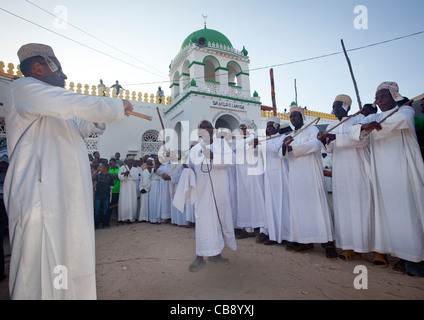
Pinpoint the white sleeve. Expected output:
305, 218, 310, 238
14, 78, 125, 123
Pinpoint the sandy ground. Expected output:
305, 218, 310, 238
1, 209, 424, 301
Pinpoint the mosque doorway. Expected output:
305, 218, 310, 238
214, 114, 239, 137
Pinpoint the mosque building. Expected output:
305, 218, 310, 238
0, 23, 337, 159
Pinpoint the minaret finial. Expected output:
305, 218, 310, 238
202, 14, 207, 28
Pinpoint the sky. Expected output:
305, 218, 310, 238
1, 0, 423, 114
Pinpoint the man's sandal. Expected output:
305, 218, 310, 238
338, 250, 361, 262
373, 252, 388, 268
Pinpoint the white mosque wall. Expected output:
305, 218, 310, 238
97, 102, 165, 159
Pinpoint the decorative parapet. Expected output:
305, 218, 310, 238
304, 109, 337, 120
206, 41, 248, 58
261, 110, 290, 120
261, 109, 336, 121
0, 60, 171, 105
0, 61, 22, 79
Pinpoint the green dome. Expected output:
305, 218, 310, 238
180, 27, 233, 50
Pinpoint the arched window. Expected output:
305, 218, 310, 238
227, 61, 242, 87
171, 71, 180, 98
203, 56, 220, 82
140, 130, 162, 157
181, 60, 190, 90
85, 133, 99, 155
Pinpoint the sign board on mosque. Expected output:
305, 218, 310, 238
211, 100, 245, 110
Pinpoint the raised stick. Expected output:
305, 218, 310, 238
363, 107, 399, 136
283, 117, 321, 146
341, 39, 362, 110
258, 117, 320, 143
317, 110, 362, 140
127, 111, 152, 121
156, 106, 166, 146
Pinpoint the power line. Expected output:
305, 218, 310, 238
125, 30, 424, 86
0, 7, 167, 79
24, 0, 168, 78
249, 30, 424, 72
1, 6, 423, 87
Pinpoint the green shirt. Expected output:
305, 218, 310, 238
109, 167, 120, 193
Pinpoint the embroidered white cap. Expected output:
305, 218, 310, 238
17, 43, 56, 63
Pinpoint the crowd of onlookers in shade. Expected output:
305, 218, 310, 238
90, 151, 193, 230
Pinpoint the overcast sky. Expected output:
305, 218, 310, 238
1, 0, 423, 113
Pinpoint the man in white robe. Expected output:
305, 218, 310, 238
349, 82, 424, 273
118, 158, 140, 223
133, 157, 143, 217
137, 157, 153, 222
227, 140, 238, 228
234, 119, 266, 239
166, 150, 185, 226
174, 144, 197, 225
156, 156, 173, 222
187, 120, 236, 272
320, 94, 374, 261
169, 161, 187, 226
3, 43, 133, 299
281, 106, 337, 259
148, 160, 162, 224
259, 116, 290, 245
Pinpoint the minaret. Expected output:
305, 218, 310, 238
164, 20, 262, 150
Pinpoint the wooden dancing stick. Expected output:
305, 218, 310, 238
294, 79, 298, 107
317, 110, 362, 140
283, 117, 321, 146
270, 68, 277, 116
156, 106, 166, 145
258, 117, 320, 143
363, 107, 399, 136
341, 39, 362, 110
127, 110, 152, 121
404, 93, 424, 106
378, 107, 399, 123
258, 132, 285, 143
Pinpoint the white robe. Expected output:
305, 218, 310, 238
137, 168, 152, 222
262, 133, 290, 242
169, 165, 187, 226
156, 162, 172, 220
118, 165, 139, 222
188, 138, 237, 256
281, 125, 334, 244
135, 166, 143, 214
234, 136, 266, 230
172, 167, 196, 223
3, 77, 124, 299
349, 106, 424, 262
325, 115, 374, 252
227, 141, 238, 226
321, 153, 332, 193
148, 170, 161, 223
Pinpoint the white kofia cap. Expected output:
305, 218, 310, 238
17, 43, 56, 63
